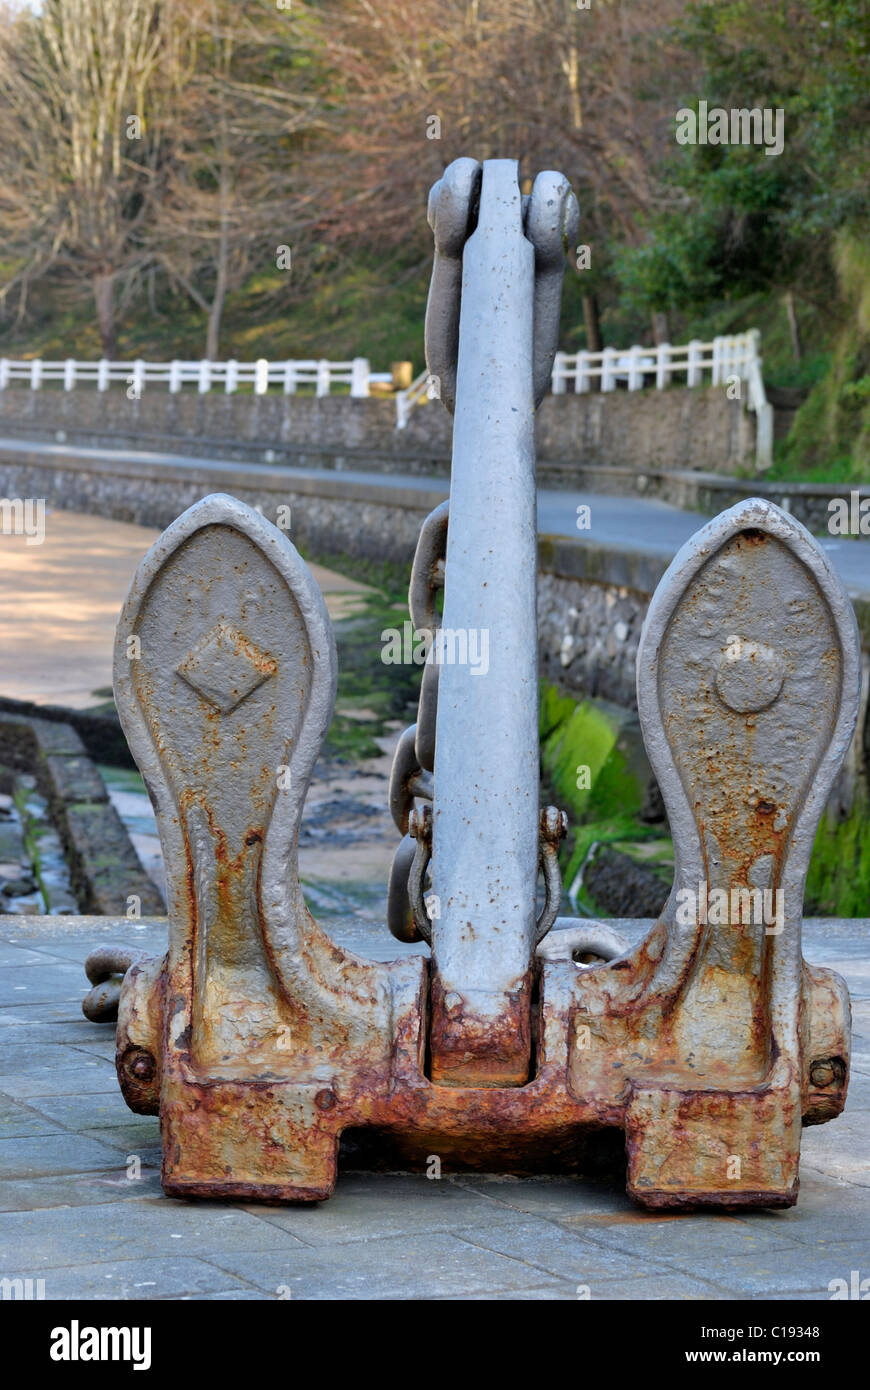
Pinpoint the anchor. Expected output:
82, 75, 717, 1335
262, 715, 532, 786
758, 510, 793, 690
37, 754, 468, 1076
84, 159, 858, 1208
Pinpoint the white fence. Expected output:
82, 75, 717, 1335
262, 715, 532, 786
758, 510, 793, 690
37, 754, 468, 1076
552, 331, 760, 394
0, 356, 392, 398
552, 331, 772, 469
395, 368, 435, 429
397, 330, 773, 468
1, 333, 773, 468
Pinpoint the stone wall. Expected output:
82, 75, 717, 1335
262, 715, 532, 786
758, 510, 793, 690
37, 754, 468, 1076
3, 440, 867, 703
537, 572, 647, 709
0, 447, 444, 565
0, 382, 755, 474
0, 713, 163, 914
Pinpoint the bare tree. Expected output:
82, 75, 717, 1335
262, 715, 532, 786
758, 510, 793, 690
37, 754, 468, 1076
314, 0, 693, 343
152, 0, 319, 359
0, 0, 170, 354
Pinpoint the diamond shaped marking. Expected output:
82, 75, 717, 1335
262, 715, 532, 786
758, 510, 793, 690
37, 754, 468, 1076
177, 621, 277, 714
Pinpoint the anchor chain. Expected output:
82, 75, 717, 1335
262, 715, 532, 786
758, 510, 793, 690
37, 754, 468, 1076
386, 500, 446, 943
404, 803, 568, 949
82, 946, 149, 1022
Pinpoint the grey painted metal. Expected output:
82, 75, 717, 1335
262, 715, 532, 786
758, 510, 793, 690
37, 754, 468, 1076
636, 496, 861, 1003
424, 158, 481, 415
425, 159, 576, 1085
525, 172, 580, 407
632, 497, 859, 1135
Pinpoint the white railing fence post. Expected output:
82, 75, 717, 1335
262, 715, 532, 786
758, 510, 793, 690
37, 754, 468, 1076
0, 359, 8, 390
316, 359, 330, 397
97, 359, 109, 391
198, 360, 211, 394
255, 359, 269, 396
64, 358, 76, 391
628, 346, 643, 391
395, 366, 429, 429
551, 351, 567, 395
350, 357, 369, 398
711, 336, 723, 386
169, 360, 181, 394
687, 340, 702, 388
576, 350, 591, 393
655, 344, 671, 390
225, 360, 239, 395
282, 361, 297, 395
30, 359, 42, 390
601, 347, 617, 392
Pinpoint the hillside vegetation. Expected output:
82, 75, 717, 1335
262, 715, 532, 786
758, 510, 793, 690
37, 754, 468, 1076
0, 1, 867, 478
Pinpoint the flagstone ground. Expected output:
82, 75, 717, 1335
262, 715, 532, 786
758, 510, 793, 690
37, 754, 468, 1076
0, 913, 867, 1301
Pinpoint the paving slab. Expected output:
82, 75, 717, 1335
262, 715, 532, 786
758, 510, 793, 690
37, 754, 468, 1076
0, 915, 867, 1301
27, 1256, 256, 1301
0, 1197, 308, 1270
703, 1240, 870, 1297
0, 1168, 165, 1212
24, 1089, 145, 1131
0, 1132, 130, 1179
0, 1095, 67, 1139
245, 1174, 541, 1246
205, 1230, 611, 1301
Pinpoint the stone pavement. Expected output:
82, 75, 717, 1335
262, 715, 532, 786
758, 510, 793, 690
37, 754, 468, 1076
0, 912, 867, 1301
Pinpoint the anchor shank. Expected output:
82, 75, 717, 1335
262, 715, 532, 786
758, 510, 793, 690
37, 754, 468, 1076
429, 160, 540, 1086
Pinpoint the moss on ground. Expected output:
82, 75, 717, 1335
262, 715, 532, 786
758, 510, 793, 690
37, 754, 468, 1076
320, 568, 420, 762
539, 682, 673, 903
805, 798, 870, 918
541, 681, 870, 918
12, 783, 49, 912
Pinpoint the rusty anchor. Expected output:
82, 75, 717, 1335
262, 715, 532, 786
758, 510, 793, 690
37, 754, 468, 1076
85, 158, 858, 1209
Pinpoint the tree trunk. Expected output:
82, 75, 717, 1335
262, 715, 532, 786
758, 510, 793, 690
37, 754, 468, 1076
93, 272, 117, 357
651, 310, 670, 345
582, 292, 602, 352
206, 187, 231, 360
783, 289, 802, 363
205, 284, 226, 361
582, 291, 602, 392
561, 43, 582, 132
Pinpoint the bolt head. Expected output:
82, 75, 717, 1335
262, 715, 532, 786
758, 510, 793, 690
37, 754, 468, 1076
127, 1051, 155, 1083
810, 1061, 835, 1088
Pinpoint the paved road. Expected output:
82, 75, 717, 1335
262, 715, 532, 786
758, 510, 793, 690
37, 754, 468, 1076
536, 489, 870, 597
2, 436, 867, 597
0, 913, 867, 1300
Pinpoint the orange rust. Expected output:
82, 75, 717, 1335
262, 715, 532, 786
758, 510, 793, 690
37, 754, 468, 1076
427, 970, 534, 1087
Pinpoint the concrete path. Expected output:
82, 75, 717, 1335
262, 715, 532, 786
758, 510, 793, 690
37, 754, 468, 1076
2, 436, 867, 597
0, 913, 867, 1300
537, 491, 870, 596
536, 489, 867, 597
0, 509, 372, 708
